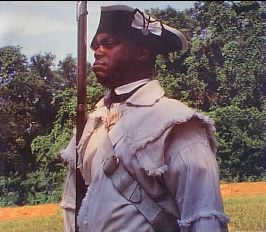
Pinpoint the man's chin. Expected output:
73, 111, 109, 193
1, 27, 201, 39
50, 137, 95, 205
94, 73, 112, 88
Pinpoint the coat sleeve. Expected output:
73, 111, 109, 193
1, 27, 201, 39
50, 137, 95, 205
60, 129, 76, 210
163, 118, 229, 232
60, 128, 76, 170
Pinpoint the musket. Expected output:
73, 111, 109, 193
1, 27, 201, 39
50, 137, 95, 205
76, 1, 88, 230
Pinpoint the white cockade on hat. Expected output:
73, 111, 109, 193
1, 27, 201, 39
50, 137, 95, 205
131, 11, 162, 36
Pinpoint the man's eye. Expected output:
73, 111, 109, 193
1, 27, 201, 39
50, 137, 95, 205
102, 40, 115, 47
92, 38, 117, 50
103, 42, 112, 46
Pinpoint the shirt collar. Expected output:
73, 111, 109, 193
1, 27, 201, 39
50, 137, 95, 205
114, 78, 151, 95
125, 80, 165, 106
96, 79, 165, 108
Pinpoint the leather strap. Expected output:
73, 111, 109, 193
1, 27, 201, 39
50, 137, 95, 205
103, 155, 180, 232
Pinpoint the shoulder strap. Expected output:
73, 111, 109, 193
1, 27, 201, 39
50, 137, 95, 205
103, 155, 180, 232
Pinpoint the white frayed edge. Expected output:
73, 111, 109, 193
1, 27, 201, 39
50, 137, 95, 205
193, 112, 218, 153
60, 135, 76, 169
60, 147, 76, 169
177, 211, 230, 227
144, 164, 168, 176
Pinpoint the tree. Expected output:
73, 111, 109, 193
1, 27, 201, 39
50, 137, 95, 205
149, 1, 265, 180
57, 55, 77, 88
0, 46, 27, 85
30, 52, 56, 81
0, 47, 70, 205
0, 46, 39, 176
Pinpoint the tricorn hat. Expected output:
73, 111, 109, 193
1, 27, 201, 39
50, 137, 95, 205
91, 5, 188, 55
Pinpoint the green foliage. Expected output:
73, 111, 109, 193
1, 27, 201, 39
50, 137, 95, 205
152, 1, 264, 180
22, 168, 66, 205
32, 88, 76, 161
30, 52, 56, 81
0, 46, 27, 84
29, 88, 76, 205
0, 173, 25, 206
191, 1, 263, 110
0, 47, 58, 177
208, 105, 265, 181
0, 47, 77, 205
57, 55, 77, 88
0, 169, 66, 206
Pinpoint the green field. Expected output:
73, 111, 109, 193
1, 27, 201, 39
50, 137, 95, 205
225, 195, 266, 231
0, 195, 266, 232
0, 209, 63, 232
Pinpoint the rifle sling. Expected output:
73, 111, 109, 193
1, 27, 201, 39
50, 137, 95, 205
103, 155, 179, 232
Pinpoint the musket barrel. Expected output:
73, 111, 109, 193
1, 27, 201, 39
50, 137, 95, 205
76, 1, 88, 231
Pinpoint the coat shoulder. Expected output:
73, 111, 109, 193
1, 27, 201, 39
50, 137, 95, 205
149, 96, 196, 124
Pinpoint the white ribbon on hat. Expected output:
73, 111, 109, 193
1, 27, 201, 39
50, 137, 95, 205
131, 11, 162, 36
131, 9, 188, 51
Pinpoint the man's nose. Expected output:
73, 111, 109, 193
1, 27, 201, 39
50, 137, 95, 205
94, 45, 104, 60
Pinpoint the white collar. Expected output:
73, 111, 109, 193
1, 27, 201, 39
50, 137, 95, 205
126, 80, 164, 106
96, 80, 165, 108
114, 78, 151, 95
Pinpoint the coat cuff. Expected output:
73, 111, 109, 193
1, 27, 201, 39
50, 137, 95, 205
177, 210, 230, 231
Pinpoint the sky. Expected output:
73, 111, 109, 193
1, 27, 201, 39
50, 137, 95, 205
0, 1, 195, 65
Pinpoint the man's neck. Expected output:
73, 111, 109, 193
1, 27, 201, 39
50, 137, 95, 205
108, 67, 154, 89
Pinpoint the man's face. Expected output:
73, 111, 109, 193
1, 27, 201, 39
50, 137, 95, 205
91, 32, 141, 89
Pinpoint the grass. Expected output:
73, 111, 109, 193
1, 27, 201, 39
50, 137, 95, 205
224, 195, 266, 232
0, 195, 265, 232
0, 208, 63, 232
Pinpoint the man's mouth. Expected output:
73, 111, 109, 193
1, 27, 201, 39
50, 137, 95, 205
91, 61, 103, 69
92, 62, 106, 71
93, 61, 105, 67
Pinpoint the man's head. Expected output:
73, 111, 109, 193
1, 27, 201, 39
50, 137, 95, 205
91, 32, 154, 89
90, 5, 188, 89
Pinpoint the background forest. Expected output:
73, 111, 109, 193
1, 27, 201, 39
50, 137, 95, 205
0, 1, 265, 206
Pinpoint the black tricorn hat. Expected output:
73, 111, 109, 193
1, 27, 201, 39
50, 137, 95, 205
91, 5, 188, 55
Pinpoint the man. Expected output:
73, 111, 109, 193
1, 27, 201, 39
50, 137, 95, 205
77, 4, 229, 232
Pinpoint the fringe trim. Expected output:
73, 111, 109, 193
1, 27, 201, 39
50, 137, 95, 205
177, 211, 230, 227
133, 110, 218, 177
193, 111, 218, 153
60, 134, 76, 169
